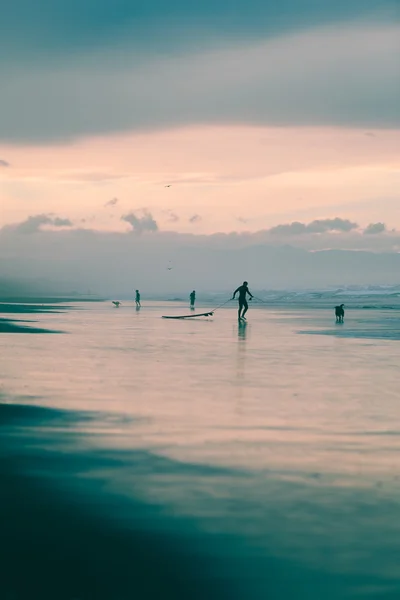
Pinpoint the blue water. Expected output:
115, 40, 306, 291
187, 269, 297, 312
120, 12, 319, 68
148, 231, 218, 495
1, 299, 399, 599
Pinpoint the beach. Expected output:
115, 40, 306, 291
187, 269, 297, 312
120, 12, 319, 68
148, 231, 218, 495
1, 297, 399, 599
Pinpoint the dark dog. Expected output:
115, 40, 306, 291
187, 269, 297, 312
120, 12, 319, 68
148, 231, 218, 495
335, 304, 345, 323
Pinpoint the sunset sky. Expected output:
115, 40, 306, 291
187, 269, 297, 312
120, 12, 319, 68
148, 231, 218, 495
1, 1, 399, 235
0, 0, 400, 296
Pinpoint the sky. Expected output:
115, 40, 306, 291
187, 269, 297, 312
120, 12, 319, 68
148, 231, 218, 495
0, 0, 399, 292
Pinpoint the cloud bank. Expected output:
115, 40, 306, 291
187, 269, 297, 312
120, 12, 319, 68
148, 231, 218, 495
269, 218, 359, 236
121, 210, 159, 233
1, 225, 400, 295
5, 214, 73, 234
0, 22, 398, 142
1, 1, 393, 62
2, 214, 394, 240
364, 222, 387, 235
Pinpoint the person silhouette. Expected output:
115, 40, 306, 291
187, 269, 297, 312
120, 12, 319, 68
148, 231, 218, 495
232, 281, 253, 320
135, 290, 141, 307
190, 290, 196, 309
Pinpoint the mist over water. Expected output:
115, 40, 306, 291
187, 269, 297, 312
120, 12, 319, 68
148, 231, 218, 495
1, 295, 400, 599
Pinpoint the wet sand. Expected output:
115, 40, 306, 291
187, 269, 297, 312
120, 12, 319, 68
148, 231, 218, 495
0, 303, 67, 333
1, 299, 400, 599
3, 403, 399, 600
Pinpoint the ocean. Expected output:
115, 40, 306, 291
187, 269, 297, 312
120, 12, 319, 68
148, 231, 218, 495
1, 294, 400, 599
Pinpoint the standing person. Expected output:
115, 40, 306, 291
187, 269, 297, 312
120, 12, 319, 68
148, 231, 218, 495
232, 281, 253, 320
135, 289, 141, 307
190, 290, 196, 309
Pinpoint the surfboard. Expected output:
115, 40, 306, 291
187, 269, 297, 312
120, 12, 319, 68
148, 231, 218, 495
162, 311, 214, 319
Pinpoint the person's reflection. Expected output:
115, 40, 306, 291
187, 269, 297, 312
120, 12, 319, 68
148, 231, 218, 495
235, 321, 247, 405
136, 305, 141, 313
238, 320, 247, 340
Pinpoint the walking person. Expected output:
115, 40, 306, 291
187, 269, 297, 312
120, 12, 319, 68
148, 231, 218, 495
232, 281, 253, 320
190, 290, 196, 309
135, 289, 141, 307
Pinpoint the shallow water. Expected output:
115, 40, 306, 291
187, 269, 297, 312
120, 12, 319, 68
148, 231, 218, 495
1, 300, 400, 599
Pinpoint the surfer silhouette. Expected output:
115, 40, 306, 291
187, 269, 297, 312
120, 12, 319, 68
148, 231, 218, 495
135, 290, 141, 307
190, 290, 196, 309
232, 281, 253, 320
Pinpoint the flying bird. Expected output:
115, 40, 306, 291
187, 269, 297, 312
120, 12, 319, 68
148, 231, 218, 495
112, 301, 121, 307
